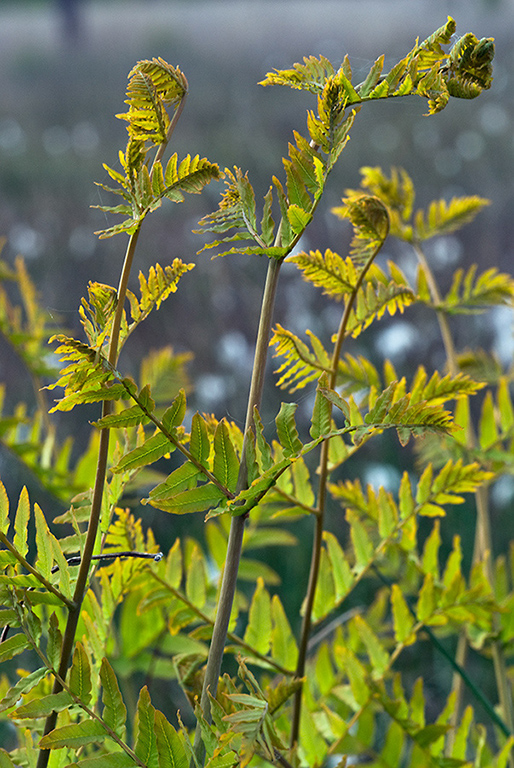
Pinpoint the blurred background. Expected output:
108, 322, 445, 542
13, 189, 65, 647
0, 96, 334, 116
0, 0, 513, 723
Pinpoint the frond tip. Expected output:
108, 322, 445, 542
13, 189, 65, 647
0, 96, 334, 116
116, 58, 188, 145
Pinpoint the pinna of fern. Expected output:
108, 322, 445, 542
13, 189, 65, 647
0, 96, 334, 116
93, 58, 220, 239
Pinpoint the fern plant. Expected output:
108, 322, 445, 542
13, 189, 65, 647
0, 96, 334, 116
1, 16, 510, 768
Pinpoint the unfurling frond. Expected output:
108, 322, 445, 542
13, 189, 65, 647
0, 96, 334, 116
343, 167, 490, 247
334, 194, 390, 264
444, 34, 494, 99
116, 58, 188, 145
340, 166, 415, 236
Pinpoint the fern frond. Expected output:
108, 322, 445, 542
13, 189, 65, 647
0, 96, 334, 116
444, 34, 494, 99
288, 249, 359, 298
259, 55, 335, 93
413, 196, 490, 241
335, 194, 390, 264
116, 58, 188, 145
337, 166, 415, 236
0, 255, 60, 378
441, 265, 514, 314
343, 278, 414, 339
270, 325, 330, 392
196, 167, 286, 258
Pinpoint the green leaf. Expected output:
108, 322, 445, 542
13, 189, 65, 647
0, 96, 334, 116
312, 547, 336, 621
112, 431, 174, 473
69, 755, 137, 768
100, 657, 127, 737
275, 402, 303, 457
287, 204, 311, 235
185, 544, 207, 609
354, 615, 389, 677
39, 719, 106, 749
162, 389, 187, 430
391, 584, 415, 645
13, 486, 30, 558
190, 412, 210, 467
479, 390, 498, 450
149, 482, 226, 515
270, 595, 298, 670
134, 686, 159, 768
69, 641, 92, 705
0, 634, 31, 662
348, 509, 373, 574
34, 503, 53, 579
323, 531, 354, 600
310, 373, 332, 439
244, 577, 272, 656
14, 690, 72, 719
147, 462, 202, 504
213, 420, 239, 491
0, 751, 17, 768
0, 666, 48, 713
154, 709, 188, 768
0, 481, 8, 533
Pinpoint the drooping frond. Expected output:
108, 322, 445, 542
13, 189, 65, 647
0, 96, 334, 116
260, 18, 493, 121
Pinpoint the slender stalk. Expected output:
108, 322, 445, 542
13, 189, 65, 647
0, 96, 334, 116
36, 228, 140, 768
290, 242, 385, 747
36, 79, 189, 766
413, 241, 514, 760
193, 256, 283, 766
